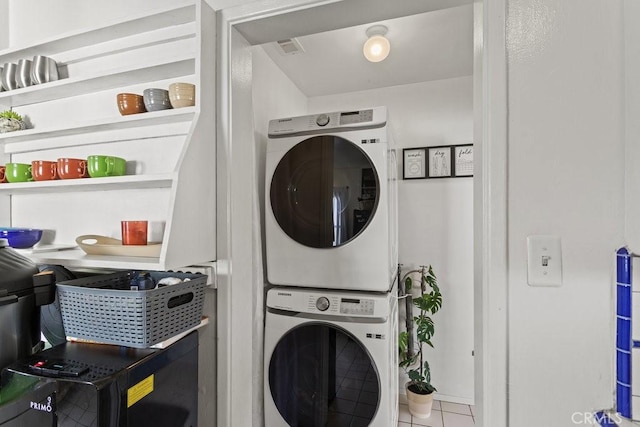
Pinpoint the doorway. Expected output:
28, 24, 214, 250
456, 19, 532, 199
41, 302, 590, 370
216, 1, 508, 426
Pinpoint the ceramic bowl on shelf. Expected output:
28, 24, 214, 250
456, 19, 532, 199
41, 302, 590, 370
143, 88, 172, 112
168, 83, 195, 108
0, 228, 43, 249
117, 93, 147, 115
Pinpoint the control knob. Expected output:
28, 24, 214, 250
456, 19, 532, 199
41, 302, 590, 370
316, 114, 330, 127
316, 297, 330, 311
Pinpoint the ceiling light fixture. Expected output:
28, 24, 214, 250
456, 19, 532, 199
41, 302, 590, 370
363, 25, 390, 63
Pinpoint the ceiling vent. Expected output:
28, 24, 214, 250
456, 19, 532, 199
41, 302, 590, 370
276, 38, 305, 56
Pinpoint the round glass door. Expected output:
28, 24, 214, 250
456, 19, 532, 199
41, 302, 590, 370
269, 323, 380, 426
270, 136, 379, 248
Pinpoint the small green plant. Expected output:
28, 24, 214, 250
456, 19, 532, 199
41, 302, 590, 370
398, 264, 442, 395
0, 110, 22, 121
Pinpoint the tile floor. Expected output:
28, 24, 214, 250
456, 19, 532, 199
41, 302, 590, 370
398, 400, 475, 427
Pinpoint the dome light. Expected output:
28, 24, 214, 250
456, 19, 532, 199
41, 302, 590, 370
363, 25, 390, 63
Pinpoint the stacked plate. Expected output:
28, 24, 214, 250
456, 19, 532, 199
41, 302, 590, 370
143, 88, 172, 112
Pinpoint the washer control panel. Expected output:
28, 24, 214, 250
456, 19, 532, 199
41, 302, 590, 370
339, 297, 375, 316
305, 295, 375, 315
309, 295, 376, 316
267, 287, 390, 319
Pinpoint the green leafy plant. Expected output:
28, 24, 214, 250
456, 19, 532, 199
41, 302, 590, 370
0, 110, 22, 121
398, 264, 442, 395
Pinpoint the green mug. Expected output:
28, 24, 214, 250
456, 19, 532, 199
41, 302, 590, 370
5, 163, 33, 183
87, 155, 127, 178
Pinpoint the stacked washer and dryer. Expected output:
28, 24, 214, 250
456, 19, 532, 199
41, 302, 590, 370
263, 107, 399, 427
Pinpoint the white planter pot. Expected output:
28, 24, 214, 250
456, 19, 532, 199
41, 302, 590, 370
406, 382, 434, 419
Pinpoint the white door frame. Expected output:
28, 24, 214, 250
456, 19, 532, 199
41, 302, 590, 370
473, 0, 508, 426
217, 1, 508, 426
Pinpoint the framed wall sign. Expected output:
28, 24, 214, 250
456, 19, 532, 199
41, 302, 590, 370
453, 144, 474, 177
402, 144, 473, 180
402, 148, 426, 179
427, 146, 453, 178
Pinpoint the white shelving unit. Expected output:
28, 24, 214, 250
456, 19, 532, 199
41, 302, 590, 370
0, 174, 175, 194
1, 107, 196, 150
0, 0, 216, 272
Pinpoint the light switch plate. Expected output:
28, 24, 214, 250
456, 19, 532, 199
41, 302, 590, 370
527, 235, 562, 286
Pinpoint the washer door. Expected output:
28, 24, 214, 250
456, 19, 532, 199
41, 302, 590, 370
270, 136, 379, 248
268, 323, 380, 426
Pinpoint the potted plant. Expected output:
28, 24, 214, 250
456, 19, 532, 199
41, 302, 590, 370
0, 110, 26, 133
398, 264, 442, 418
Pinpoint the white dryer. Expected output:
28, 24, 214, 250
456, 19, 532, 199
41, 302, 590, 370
264, 286, 398, 427
265, 107, 397, 292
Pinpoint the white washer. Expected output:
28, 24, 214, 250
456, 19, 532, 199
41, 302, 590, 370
264, 286, 398, 427
266, 107, 398, 292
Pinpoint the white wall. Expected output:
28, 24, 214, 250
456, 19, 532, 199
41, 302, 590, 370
506, 0, 624, 425
624, 1, 640, 250
8, 0, 189, 45
309, 76, 475, 403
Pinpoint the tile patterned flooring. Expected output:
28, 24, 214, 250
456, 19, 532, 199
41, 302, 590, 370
398, 400, 475, 427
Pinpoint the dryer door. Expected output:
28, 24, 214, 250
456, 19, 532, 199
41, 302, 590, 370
270, 136, 379, 248
268, 323, 380, 426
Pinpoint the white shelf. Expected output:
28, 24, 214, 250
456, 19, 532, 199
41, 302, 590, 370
0, 57, 195, 107
3, 107, 196, 153
0, 107, 196, 143
0, 174, 174, 194
0, 3, 196, 63
25, 247, 166, 270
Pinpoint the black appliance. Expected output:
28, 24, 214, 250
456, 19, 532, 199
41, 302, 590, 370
0, 331, 198, 426
0, 238, 56, 370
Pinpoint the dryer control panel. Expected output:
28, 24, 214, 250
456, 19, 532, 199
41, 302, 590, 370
268, 107, 386, 137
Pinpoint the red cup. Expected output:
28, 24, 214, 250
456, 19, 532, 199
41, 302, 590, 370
31, 160, 58, 181
0, 166, 6, 183
57, 158, 88, 179
121, 221, 148, 245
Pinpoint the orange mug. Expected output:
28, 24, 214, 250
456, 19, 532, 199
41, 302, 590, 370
57, 158, 88, 180
31, 160, 58, 181
0, 165, 5, 183
121, 221, 148, 245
